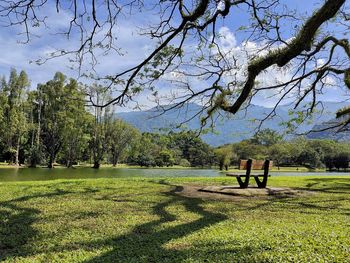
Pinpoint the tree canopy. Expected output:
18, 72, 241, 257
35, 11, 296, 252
0, 70, 217, 168
1, 0, 349, 129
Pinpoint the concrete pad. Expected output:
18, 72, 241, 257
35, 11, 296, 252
199, 185, 307, 197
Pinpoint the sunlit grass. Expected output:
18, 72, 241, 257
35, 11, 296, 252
0, 176, 349, 262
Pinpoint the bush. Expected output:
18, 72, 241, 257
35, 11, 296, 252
179, 159, 191, 167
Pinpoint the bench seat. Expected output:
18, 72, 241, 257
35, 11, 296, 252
226, 159, 271, 188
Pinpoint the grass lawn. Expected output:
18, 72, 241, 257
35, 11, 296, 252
0, 176, 349, 262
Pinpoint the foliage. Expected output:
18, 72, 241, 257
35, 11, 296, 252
268, 143, 291, 169
108, 119, 140, 166
230, 137, 349, 170
88, 84, 114, 169
179, 158, 191, 167
169, 131, 215, 167
214, 145, 235, 170
250, 129, 283, 146
0, 69, 29, 165
1, 0, 349, 130
232, 140, 268, 160
0, 69, 348, 171
127, 132, 214, 167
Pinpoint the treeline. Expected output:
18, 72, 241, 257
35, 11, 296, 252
0, 69, 215, 168
216, 129, 350, 171
1, 69, 349, 170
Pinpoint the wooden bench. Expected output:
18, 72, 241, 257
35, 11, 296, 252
226, 159, 271, 188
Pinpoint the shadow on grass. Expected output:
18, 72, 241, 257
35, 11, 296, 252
3, 178, 349, 262
0, 186, 97, 261
303, 177, 350, 194
233, 177, 350, 216
80, 180, 228, 262
0, 181, 229, 262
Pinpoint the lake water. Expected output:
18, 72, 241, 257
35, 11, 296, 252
0, 167, 349, 182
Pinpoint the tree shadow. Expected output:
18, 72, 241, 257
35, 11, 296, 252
0, 186, 97, 261
77, 180, 228, 262
229, 177, 350, 216
303, 177, 350, 194
0, 202, 39, 260
4, 178, 348, 261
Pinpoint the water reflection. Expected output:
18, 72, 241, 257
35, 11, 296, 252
0, 167, 349, 182
0, 167, 221, 182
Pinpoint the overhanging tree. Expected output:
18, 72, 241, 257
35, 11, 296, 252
1, 0, 349, 129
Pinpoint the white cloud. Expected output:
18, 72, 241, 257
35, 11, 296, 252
323, 76, 336, 87
218, 27, 237, 48
0, 5, 347, 113
0, 2, 157, 103
316, 58, 325, 68
210, 27, 295, 106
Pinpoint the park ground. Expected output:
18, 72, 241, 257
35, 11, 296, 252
0, 176, 349, 262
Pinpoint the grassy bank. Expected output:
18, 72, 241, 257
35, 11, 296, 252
0, 176, 349, 262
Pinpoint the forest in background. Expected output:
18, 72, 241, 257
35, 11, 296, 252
0, 69, 349, 170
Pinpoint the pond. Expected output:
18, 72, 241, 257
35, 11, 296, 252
0, 167, 349, 182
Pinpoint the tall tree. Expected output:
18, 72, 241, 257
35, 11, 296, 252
88, 84, 113, 169
40, 73, 73, 168
0, 77, 7, 159
268, 143, 291, 170
26, 89, 44, 167
215, 145, 235, 170
108, 120, 139, 167
60, 80, 93, 168
1, 69, 29, 165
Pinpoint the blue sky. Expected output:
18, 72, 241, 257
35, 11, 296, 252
0, 0, 349, 110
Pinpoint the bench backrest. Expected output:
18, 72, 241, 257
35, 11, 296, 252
239, 159, 272, 170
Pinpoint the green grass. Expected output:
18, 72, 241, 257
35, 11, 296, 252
0, 176, 350, 262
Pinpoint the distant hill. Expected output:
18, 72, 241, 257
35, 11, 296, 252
116, 101, 349, 146
306, 118, 350, 141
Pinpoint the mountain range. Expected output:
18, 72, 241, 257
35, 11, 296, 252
116, 101, 350, 146
306, 118, 350, 141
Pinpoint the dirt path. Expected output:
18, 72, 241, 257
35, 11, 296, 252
176, 185, 313, 201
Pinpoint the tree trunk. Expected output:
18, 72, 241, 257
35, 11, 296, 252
37, 96, 42, 146
15, 137, 20, 166
29, 162, 37, 168
219, 162, 224, 170
48, 153, 54, 168
93, 161, 100, 169
66, 160, 73, 168
112, 153, 119, 167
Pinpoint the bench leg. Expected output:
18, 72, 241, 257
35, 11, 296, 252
254, 160, 270, 188
236, 159, 252, 188
254, 176, 268, 188
236, 176, 250, 188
